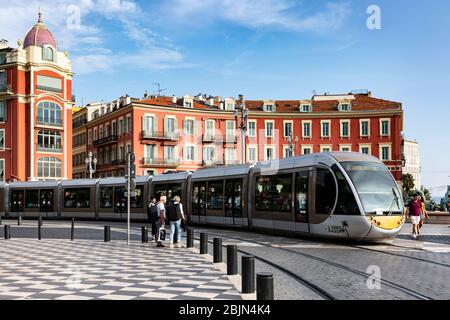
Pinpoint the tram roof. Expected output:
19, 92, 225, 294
151, 172, 191, 182
8, 181, 61, 189
98, 176, 151, 185
61, 179, 98, 187
328, 152, 381, 163
191, 165, 250, 179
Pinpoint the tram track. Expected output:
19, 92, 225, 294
194, 228, 435, 300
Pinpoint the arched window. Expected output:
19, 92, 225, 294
37, 101, 62, 127
37, 130, 62, 152
37, 157, 62, 178
42, 46, 54, 61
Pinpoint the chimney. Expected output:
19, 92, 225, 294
143, 90, 148, 99
172, 95, 177, 104
208, 97, 214, 106
219, 101, 224, 109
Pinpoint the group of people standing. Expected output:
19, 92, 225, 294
147, 195, 186, 248
405, 193, 430, 239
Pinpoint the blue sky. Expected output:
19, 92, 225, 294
1, 0, 449, 195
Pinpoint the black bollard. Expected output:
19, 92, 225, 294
4, 225, 11, 240
227, 245, 238, 275
104, 226, 111, 242
242, 256, 256, 294
18, 216, 22, 226
38, 220, 42, 240
71, 218, 75, 241
142, 226, 148, 243
0, 215, 2, 225
200, 232, 208, 254
213, 238, 223, 263
257, 273, 274, 300
187, 228, 194, 248
39, 216, 43, 227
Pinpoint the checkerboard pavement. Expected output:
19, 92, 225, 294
0, 239, 242, 300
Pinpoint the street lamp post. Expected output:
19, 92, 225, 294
287, 134, 298, 157
85, 151, 97, 179
234, 95, 249, 165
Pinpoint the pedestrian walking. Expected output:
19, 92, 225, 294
405, 193, 422, 239
155, 196, 167, 248
166, 195, 186, 248
147, 196, 158, 241
418, 195, 429, 235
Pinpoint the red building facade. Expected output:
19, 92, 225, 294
73, 92, 403, 181
0, 14, 73, 182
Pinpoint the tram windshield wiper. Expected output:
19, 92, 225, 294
387, 188, 400, 216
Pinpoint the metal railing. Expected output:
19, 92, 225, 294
141, 131, 180, 141
37, 146, 62, 153
36, 117, 63, 127
93, 135, 118, 146
0, 83, 12, 93
142, 157, 180, 167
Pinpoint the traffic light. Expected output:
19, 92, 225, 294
125, 152, 136, 179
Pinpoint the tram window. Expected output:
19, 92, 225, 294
315, 169, 336, 215
64, 188, 90, 208
11, 190, 24, 209
154, 183, 182, 201
114, 187, 126, 206
131, 185, 144, 208
192, 183, 199, 213
25, 190, 40, 208
255, 174, 292, 212
207, 181, 224, 210
295, 172, 309, 222
332, 166, 360, 215
100, 187, 114, 208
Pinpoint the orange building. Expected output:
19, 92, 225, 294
73, 91, 404, 182
0, 13, 73, 182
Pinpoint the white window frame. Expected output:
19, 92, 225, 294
225, 148, 237, 164
184, 117, 195, 136
300, 104, 312, 113
283, 120, 293, 138
302, 120, 312, 139
264, 145, 276, 161
0, 129, 4, 150
283, 145, 293, 158
380, 118, 391, 137
320, 145, 332, 153
248, 120, 257, 137
0, 158, 4, 182
321, 120, 331, 138
340, 120, 350, 138
226, 120, 236, 140
247, 145, 258, 163
301, 145, 313, 155
339, 144, 352, 152
205, 120, 215, 139
184, 144, 196, 161
359, 144, 372, 155
338, 102, 352, 112
379, 143, 392, 161
360, 119, 370, 137
265, 120, 274, 138
203, 145, 216, 162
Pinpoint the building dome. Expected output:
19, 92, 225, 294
23, 13, 57, 49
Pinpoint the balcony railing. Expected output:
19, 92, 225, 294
93, 135, 118, 147
202, 135, 216, 143
37, 146, 62, 153
141, 131, 180, 141
0, 83, 12, 94
142, 158, 180, 167
202, 160, 222, 167
202, 135, 238, 144
37, 117, 63, 127
224, 135, 238, 144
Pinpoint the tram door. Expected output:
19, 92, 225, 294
192, 182, 207, 220
114, 187, 127, 218
40, 190, 54, 215
294, 172, 310, 233
225, 180, 243, 225
11, 190, 24, 217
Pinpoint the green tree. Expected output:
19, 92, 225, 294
420, 186, 434, 203
402, 174, 415, 195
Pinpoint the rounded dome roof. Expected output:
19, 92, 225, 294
23, 13, 57, 49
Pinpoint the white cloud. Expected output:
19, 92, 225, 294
164, 0, 350, 32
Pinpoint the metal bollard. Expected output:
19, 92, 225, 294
71, 218, 75, 241
38, 220, 42, 240
38, 216, 43, 227
227, 245, 238, 275
257, 273, 274, 300
4, 225, 11, 240
18, 216, 22, 226
142, 226, 148, 243
187, 228, 194, 248
0, 215, 2, 225
242, 255, 256, 294
213, 238, 223, 263
200, 232, 208, 254
104, 226, 111, 242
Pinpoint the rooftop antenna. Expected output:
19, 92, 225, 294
152, 83, 167, 97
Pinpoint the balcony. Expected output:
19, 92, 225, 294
37, 146, 62, 153
202, 160, 223, 167
0, 83, 13, 96
141, 158, 180, 168
224, 135, 238, 144
36, 117, 63, 128
141, 131, 180, 141
93, 135, 118, 147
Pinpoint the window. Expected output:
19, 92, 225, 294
331, 165, 360, 215
340, 145, 351, 152
264, 104, 275, 112
248, 146, 257, 163
126, 116, 132, 133
225, 102, 235, 111
284, 147, 293, 158
37, 157, 62, 178
340, 121, 350, 137
321, 146, 331, 153
0, 129, 4, 150
360, 146, 370, 155
207, 181, 224, 210
36, 75, 62, 93
381, 120, 390, 136
226, 121, 236, 141
154, 183, 182, 200
295, 172, 309, 222
184, 145, 195, 161
205, 120, 214, 139
302, 122, 311, 138
255, 174, 293, 212
100, 187, 114, 208
339, 103, 351, 112
165, 118, 176, 133
360, 120, 369, 137
381, 146, 391, 161
184, 119, 194, 135
226, 148, 236, 164
25, 190, 39, 208
0, 159, 4, 182
88, 130, 92, 145
204, 146, 215, 162
315, 168, 336, 214
265, 146, 275, 160
112, 121, 117, 135
248, 121, 256, 137
265, 122, 274, 137
302, 146, 312, 155
37, 101, 62, 126
165, 145, 175, 160
284, 122, 292, 138
131, 185, 144, 208
0, 53, 6, 64
0, 100, 7, 122
321, 121, 330, 138
64, 188, 90, 208
42, 46, 54, 61
300, 104, 312, 113
37, 130, 62, 152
